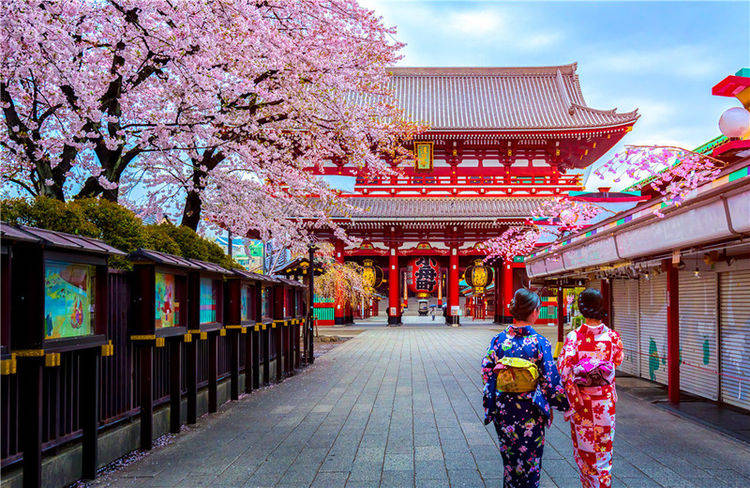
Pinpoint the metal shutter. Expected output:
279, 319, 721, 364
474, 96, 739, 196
679, 271, 719, 400
639, 273, 668, 384
612, 279, 639, 375
719, 270, 750, 411
588, 279, 602, 292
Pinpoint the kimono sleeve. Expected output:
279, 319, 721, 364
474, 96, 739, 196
481, 335, 500, 383
611, 330, 624, 367
536, 335, 570, 412
556, 330, 578, 382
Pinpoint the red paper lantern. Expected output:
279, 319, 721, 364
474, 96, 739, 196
407, 257, 439, 297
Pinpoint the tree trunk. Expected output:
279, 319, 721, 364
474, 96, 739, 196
181, 189, 203, 231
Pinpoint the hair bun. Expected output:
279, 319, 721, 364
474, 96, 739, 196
578, 288, 606, 320
509, 288, 540, 321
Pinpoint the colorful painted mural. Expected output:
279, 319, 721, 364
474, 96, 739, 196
241, 284, 250, 322
200, 277, 217, 324
44, 260, 95, 339
155, 272, 179, 328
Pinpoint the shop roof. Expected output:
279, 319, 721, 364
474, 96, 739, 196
1, 222, 125, 255
128, 248, 201, 269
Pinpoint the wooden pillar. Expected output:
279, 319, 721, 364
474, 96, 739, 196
169, 338, 182, 433
448, 246, 460, 325
138, 345, 154, 450
186, 339, 198, 424
601, 278, 611, 326
208, 332, 218, 413
494, 263, 502, 324
502, 260, 514, 324
81, 348, 100, 479
557, 286, 565, 344
19, 355, 43, 488
229, 330, 240, 401
334, 240, 345, 325
665, 260, 680, 404
262, 325, 270, 385
275, 322, 283, 382
388, 245, 401, 326
249, 326, 259, 391
307, 245, 316, 365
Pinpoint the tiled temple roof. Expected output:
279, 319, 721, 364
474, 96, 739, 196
330, 197, 549, 220
384, 64, 638, 131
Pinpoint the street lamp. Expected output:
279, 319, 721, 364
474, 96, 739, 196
719, 106, 750, 138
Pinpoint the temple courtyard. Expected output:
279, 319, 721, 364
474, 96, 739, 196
85, 326, 750, 488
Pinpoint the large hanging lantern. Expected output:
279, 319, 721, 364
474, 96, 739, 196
407, 257, 439, 298
361, 259, 383, 291
464, 259, 494, 295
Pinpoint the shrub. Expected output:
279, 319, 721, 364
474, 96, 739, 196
1, 197, 239, 269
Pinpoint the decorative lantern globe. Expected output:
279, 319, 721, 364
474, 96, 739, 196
407, 257, 439, 298
464, 259, 494, 295
719, 107, 750, 138
361, 259, 383, 291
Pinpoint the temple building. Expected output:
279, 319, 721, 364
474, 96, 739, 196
309, 63, 639, 325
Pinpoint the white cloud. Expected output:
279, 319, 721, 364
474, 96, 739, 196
587, 45, 719, 79
447, 9, 504, 36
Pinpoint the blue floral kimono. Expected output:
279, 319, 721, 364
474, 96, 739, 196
482, 324, 569, 488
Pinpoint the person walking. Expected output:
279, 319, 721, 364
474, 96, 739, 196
481, 288, 569, 488
557, 288, 623, 488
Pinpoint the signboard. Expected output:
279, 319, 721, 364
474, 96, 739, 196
414, 141, 433, 171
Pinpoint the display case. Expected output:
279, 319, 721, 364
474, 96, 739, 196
3, 223, 123, 484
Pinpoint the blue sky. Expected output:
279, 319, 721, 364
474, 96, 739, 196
360, 0, 750, 189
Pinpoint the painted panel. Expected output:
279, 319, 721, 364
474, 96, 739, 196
562, 237, 618, 271
155, 272, 179, 328
726, 188, 750, 233
44, 260, 95, 339
526, 259, 547, 278
241, 284, 250, 322
616, 201, 731, 259
199, 277, 217, 324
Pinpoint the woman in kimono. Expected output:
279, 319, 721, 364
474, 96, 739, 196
481, 289, 569, 488
557, 288, 624, 488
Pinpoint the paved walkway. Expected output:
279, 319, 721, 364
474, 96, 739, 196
90, 327, 750, 488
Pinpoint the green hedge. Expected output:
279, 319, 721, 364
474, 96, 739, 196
1, 197, 239, 270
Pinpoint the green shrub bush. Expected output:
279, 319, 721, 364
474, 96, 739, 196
1, 197, 239, 269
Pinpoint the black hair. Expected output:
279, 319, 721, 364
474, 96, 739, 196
578, 288, 606, 320
509, 288, 541, 322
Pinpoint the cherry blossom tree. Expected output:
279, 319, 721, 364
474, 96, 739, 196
482, 145, 724, 261
594, 145, 724, 215
1, 0, 418, 247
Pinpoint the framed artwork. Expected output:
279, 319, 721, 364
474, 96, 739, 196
155, 272, 179, 328
241, 284, 250, 322
262, 286, 271, 319
414, 141, 434, 171
44, 259, 96, 339
199, 277, 218, 324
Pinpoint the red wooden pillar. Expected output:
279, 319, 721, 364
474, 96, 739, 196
665, 260, 680, 404
388, 245, 401, 325
556, 286, 565, 344
448, 246, 460, 326
601, 278, 611, 326
334, 240, 345, 325
502, 260, 514, 324
493, 263, 502, 324
437, 269, 443, 307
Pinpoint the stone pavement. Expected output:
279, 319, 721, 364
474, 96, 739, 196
88, 326, 750, 488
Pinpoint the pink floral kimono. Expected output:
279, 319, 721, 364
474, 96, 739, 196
557, 323, 623, 488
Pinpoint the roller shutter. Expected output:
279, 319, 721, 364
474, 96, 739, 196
639, 273, 668, 384
588, 279, 602, 292
719, 269, 750, 411
612, 279, 639, 375
678, 271, 719, 400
